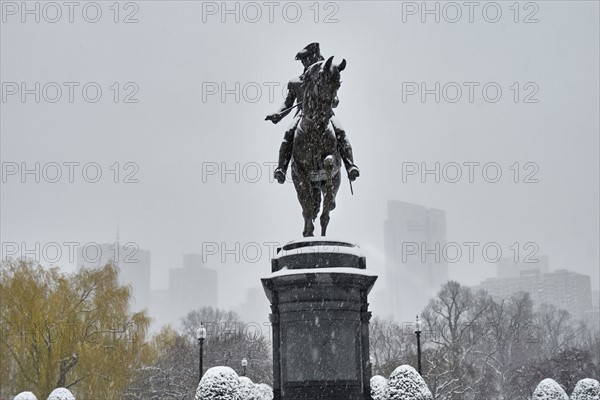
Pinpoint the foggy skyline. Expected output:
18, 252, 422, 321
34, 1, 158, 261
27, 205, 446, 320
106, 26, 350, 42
2, 1, 598, 313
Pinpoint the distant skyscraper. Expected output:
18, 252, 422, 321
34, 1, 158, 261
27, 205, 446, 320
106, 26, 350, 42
477, 269, 593, 319
592, 290, 600, 309
77, 242, 151, 312
168, 254, 218, 321
497, 255, 549, 279
585, 289, 600, 330
149, 288, 171, 329
384, 201, 449, 322
237, 286, 270, 327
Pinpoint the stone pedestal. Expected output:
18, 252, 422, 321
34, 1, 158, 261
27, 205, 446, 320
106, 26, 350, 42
262, 239, 377, 400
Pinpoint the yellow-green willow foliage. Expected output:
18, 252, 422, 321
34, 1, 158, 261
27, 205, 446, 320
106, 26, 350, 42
0, 259, 153, 399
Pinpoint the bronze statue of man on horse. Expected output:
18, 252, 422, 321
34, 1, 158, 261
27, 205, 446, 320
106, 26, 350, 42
265, 43, 359, 237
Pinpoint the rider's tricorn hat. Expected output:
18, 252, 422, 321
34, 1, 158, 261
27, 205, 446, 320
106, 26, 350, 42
295, 42, 324, 61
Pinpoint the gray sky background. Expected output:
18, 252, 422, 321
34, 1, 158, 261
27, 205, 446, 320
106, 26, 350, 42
1, 1, 599, 313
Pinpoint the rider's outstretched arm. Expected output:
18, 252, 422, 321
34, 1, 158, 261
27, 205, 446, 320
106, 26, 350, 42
275, 81, 297, 115
266, 80, 299, 123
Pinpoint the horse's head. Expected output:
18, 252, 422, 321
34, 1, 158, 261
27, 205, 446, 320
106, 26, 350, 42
302, 56, 346, 124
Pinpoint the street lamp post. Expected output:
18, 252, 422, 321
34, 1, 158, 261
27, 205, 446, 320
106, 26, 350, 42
196, 323, 207, 382
241, 358, 248, 377
414, 315, 422, 375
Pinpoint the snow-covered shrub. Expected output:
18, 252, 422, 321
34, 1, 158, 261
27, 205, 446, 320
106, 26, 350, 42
371, 375, 388, 400
571, 378, 600, 400
14, 392, 37, 400
386, 365, 432, 400
255, 383, 273, 400
237, 376, 260, 400
531, 378, 568, 400
46, 388, 75, 400
195, 366, 240, 400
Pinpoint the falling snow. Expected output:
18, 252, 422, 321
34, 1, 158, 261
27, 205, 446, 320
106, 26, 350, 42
269, 267, 376, 278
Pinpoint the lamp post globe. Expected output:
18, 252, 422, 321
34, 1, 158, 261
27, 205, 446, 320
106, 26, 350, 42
241, 358, 248, 377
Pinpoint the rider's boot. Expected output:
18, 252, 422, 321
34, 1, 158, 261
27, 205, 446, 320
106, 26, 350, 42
337, 132, 360, 182
275, 140, 292, 184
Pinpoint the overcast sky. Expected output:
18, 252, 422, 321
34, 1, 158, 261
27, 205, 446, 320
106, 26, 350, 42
1, 1, 598, 312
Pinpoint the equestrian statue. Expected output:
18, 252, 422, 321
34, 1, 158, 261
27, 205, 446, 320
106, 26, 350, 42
265, 43, 359, 237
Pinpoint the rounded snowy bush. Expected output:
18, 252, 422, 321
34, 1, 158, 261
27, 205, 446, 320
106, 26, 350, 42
386, 365, 432, 400
195, 366, 241, 400
46, 388, 75, 400
14, 392, 37, 400
371, 375, 388, 400
238, 376, 260, 400
255, 383, 273, 400
571, 378, 600, 400
531, 378, 568, 400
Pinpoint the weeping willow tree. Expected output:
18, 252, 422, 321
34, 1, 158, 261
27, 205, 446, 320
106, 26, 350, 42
0, 259, 153, 399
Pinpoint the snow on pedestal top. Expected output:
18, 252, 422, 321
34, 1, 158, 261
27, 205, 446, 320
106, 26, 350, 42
273, 237, 364, 259
268, 266, 377, 278
270, 238, 367, 273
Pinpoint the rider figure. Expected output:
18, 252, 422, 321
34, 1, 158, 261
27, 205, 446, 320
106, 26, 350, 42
266, 42, 360, 184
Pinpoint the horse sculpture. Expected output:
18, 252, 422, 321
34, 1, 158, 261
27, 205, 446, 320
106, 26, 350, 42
291, 56, 346, 237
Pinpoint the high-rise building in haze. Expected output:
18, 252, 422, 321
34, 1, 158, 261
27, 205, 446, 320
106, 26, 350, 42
592, 290, 600, 309
168, 254, 218, 321
477, 269, 593, 319
77, 242, 151, 312
384, 200, 449, 322
586, 289, 600, 330
497, 255, 549, 279
149, 288, 171, 328
237, 286, 270, 327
